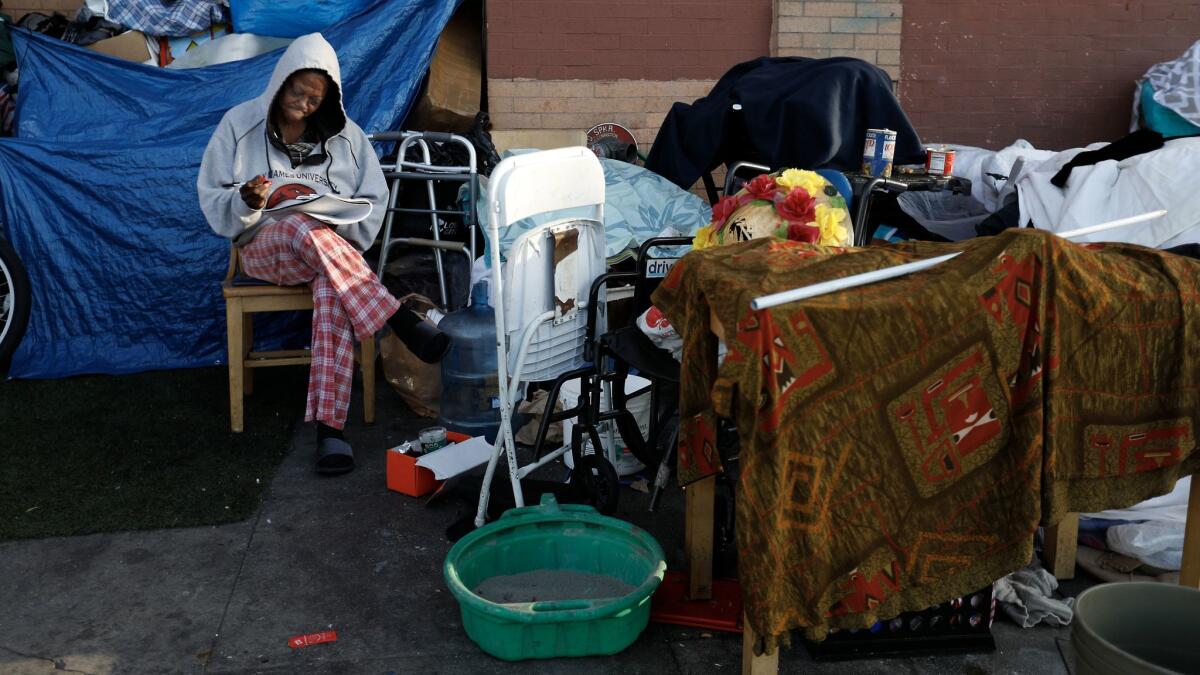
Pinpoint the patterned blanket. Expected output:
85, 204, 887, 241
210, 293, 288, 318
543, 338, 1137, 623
653, 229, 1200, 647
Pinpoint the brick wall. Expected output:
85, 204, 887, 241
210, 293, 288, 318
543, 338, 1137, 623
5, 0, 79, 21
488, 79, 716, 156
901, 0, 1200, 150
774, 0, 901, 80
486, 0, 774, 163
487, 0, 772, 81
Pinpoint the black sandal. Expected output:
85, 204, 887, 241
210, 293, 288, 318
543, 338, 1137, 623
316, 437, 355, 476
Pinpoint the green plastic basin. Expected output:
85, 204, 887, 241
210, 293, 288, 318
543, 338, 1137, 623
1073, 581, 1200, 675
444, 494, 666, 661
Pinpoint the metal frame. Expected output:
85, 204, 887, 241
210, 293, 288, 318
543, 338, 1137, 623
368, 131, 479, 310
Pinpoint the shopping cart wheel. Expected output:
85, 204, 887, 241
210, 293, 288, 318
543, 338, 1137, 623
570, 453, 619, 515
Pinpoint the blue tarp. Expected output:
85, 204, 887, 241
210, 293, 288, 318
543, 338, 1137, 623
2, 0, 459, 378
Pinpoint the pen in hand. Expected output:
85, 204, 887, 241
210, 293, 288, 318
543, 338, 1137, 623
223, 176, 273, 188
234, 175, 272, 210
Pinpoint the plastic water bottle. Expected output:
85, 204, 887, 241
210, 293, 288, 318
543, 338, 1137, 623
438, 281, 500, 440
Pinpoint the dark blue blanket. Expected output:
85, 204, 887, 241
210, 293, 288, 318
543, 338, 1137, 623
644, 56, 926, 191
2, 0, 459, 378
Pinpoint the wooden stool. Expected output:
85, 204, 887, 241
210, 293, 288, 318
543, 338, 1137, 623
221, 247, 375, 432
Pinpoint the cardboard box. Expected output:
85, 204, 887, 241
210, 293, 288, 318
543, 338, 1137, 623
405, 1, 482, 133
87, 30, 151, 63
386, 448, 442, 497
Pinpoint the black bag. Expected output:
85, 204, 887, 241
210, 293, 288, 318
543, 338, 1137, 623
17, 12, 69, 39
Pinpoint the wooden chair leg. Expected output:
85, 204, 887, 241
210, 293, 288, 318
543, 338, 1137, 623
1044, 512, 1079, 580
1180, 478, 1200, 588
361, 336, 376, 424
741, 611, 778, 675
242, 313, 254, 396
226, 299, 245, 433
685, 474, 716, 600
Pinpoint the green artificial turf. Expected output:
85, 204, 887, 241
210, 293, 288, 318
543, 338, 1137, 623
0, 366, 307, 541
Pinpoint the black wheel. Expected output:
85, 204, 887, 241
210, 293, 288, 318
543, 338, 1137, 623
570, 453, 620, 515
0, 238, 31, 376
617, 386, 679, 470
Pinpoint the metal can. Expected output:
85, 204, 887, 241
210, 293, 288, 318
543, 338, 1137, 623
861, 128, 897, 178
925, 147, 955, 177
418, 426, 448, 454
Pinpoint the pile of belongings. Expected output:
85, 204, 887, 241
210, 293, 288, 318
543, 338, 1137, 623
892, 40, 1200, 251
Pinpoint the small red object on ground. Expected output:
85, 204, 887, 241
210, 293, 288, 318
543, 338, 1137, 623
287, 630, 338, 649
650, 570, 743, 633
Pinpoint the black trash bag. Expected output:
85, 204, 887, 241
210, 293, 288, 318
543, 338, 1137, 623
379, 114, 498, 244
17, 12, 70, 39
17, 10, 124, 46
463, 111, 500, 177
65, 16, 125, 47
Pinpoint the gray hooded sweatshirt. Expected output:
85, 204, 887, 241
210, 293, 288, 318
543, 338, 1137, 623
197, 33, 387, 251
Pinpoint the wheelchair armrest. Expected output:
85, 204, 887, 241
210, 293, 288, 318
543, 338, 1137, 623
585, 270, 638, 361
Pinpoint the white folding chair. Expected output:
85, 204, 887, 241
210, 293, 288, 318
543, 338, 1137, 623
474, 147, 610, 527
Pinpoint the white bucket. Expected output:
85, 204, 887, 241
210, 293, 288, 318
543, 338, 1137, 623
559, 375, 651, 476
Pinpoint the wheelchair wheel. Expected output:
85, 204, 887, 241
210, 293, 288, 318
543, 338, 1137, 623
570, 453, 619, 515
0, 238, 31, 376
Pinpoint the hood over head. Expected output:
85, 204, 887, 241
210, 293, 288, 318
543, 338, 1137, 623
259, 33, 346, 137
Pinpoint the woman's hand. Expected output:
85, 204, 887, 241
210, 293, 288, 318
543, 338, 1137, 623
239, 175, 272, 210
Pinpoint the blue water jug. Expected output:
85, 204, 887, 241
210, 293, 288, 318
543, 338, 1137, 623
438, 281, 500, 439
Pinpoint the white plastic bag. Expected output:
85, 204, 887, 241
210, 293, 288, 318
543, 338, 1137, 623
1107, 520, 1185, 571
637, 306, 682, 360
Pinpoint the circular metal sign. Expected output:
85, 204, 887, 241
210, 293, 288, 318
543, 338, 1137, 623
586, 122, 639, 163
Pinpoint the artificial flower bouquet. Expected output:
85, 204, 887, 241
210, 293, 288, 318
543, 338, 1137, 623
692, 169, 851, 250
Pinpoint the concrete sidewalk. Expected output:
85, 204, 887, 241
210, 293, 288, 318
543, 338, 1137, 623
0, 385, 1083, 674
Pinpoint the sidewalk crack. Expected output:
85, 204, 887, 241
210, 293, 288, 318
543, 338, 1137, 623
0, 644, 95, 674
200, 505, 265, 674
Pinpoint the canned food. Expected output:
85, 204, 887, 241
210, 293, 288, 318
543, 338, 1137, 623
419, 426, 448, 454
862, 128, 897, 178
925, 147, 955, 176
389, 441, 415, 455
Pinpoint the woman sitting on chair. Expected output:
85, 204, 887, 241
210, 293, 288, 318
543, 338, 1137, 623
198, 33, 448, 475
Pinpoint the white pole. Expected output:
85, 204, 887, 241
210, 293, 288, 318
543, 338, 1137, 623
750, 210, 1170, 310
1056, 209, 1168, 240
750, 253, 961, 311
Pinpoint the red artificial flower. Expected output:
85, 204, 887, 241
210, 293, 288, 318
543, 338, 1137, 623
744, 173, 778, 201
774, 187, 816, 226
711, 195, 742, 230
786, 221, 820, 243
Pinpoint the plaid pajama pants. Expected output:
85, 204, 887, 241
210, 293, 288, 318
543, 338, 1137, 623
239, 214, 400, 429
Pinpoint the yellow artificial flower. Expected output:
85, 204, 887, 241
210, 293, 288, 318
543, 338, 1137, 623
776, 169, 827, 198
692, 224, 716, 250
814, 203, 849, 246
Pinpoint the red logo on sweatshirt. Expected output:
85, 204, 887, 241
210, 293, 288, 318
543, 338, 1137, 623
266, 183, 317, 208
